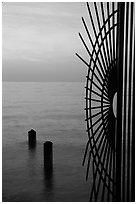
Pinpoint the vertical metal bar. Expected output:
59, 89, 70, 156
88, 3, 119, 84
113, 131, 116, 201
112, 5, 117, 200
116, 2, 125, 201
122, 3, 129, 201
131, 16, 135, 201
127, 3, 133, 201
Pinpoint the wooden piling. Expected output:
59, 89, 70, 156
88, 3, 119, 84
44, 141, 53, 169
28, 129, 36, 146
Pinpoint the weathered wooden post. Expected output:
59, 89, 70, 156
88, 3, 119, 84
28, 129, 36, 146
44, 141, 53, 169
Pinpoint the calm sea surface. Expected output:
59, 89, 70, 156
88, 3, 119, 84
2, 82, 92, 202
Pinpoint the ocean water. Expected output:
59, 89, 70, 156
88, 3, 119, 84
2, 82, 92, 202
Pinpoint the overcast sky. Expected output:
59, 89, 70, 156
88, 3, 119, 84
2, 2, 90, 82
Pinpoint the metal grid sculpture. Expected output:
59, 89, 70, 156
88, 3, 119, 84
76, 2, 135, 202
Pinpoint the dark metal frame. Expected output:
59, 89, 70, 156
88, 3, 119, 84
76, 2, 135, 202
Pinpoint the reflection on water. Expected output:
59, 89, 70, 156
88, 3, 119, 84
2, 82, 91, 201
28, 143, 54, 196
28, 141, 37, 164
3, 142, 91, 201
28, 141, 37, 151
43, 167, 54, 192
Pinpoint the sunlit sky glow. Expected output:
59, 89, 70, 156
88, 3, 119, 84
2, 2, 90, 82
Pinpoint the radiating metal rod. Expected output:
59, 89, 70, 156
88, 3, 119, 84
112, 2, 116, 64
107, 3, 113, 63
81, 16, 108, 79
86, 76, 109, 98
84, 98, 110, 104
94, 2, 109, 72
101, 2, 111, 66
85, 87, 109, 102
